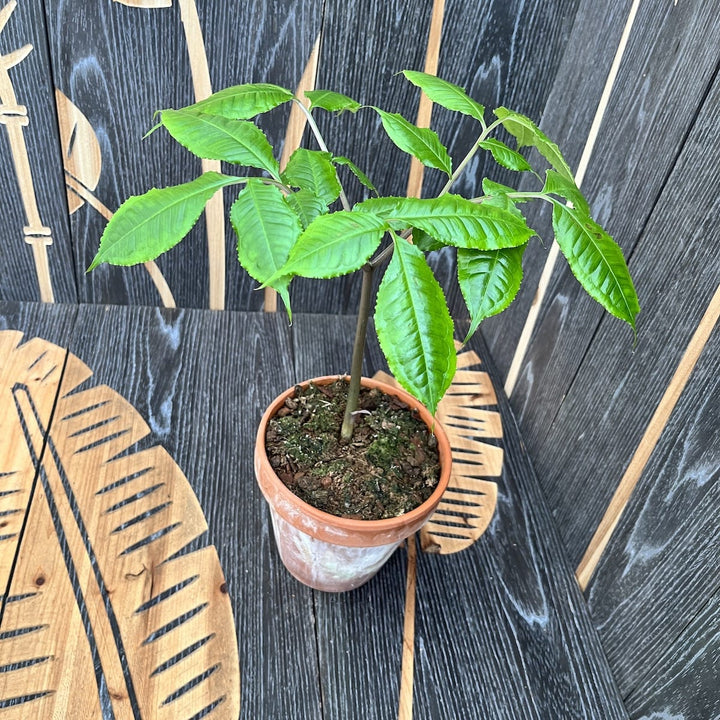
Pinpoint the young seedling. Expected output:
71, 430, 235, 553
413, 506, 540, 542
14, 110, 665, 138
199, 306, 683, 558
90, 71, 639, 440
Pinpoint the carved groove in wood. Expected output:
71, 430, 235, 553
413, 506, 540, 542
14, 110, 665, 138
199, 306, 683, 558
0, 331, 240, 719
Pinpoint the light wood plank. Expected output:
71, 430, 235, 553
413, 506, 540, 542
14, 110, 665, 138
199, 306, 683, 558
66, 305, 321, 719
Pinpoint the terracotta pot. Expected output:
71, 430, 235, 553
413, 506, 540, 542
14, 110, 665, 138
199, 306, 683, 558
254, 375, 452, 592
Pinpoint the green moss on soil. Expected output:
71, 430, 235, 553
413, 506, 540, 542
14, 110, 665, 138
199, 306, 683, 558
264, 379, 441, 521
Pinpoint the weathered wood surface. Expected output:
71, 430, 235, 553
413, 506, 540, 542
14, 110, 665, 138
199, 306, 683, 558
63, 305, 321, 719
1, 0, 582, 310
0, 321, 242, 718
520, 63, 720, 718
624, 590, 720, 720
482, 0, 720, 381
290, 0, 582, 315
531, 67, 720, 567
294, 313, 627, 720
0, 302, 628, 718
411, 329, 627, 719
0, 301, 76, 598
469, 4, 720, 715
0, 0, 76, 304
42, 0, 322, 309
482, 0, 720, 466
584, 324, 719, 703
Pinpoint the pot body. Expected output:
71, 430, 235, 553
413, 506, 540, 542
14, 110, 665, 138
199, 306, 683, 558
254, 376, 452, 592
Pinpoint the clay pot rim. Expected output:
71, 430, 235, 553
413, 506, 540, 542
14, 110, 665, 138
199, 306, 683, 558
255, 374, 452, 537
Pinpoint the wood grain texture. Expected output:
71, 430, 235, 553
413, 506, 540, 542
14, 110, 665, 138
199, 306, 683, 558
292, 313, 408, 720
483, 1, 720, 454
290, 0, 581, 316
1, 329, 240, 718
429, 0, 581, 318
0, 329, 69, 603
0, 0, 76, 303
479, 0, 634, 371
577, 283, 720, 590
294, 313, 627, 719
43, 0, 322, 309
583, 325, 720, 700
410, 328, 628, 719
65, 304, 322, 720
532, 63, 720, 569
624, 591, 720, 720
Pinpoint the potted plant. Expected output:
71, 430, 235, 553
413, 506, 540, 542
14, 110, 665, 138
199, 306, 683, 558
90, 71, 639, 592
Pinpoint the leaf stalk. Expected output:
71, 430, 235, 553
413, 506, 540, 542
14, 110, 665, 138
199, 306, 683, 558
293, 98, 352, 212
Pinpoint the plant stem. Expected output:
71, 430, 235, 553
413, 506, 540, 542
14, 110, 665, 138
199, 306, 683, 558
293, 98, 352, 212
439, 117, 506, 196
368, 241, 394, 269
341, 262, 375, 441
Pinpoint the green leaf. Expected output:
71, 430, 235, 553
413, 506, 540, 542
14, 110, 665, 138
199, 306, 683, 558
273, 210, 387, 281
186, 83, 293, 119
281, 148, 341, 205
458, 245, 525, 342
402, 70, 485, 123
478, 187, 527, 216
230, 180, 302, 315
373, 108, 452, 175
494, 107, 574, 181
89, 172, 242, 270
542, 169, 589, 214
356, 195, 534, 249
333, 156, 377, 194
285, 189, 327, 229
479, 138, 532, 172
160, 109, 280, 179
375, 237, 456, 415
412, 228, 445, 252
551, 200, 639, 331
305, 89, 361, 113
482, 178, 520, 197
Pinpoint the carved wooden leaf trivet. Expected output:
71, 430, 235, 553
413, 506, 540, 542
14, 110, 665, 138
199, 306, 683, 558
374, 345, 500, 555
0, 331, 240, 719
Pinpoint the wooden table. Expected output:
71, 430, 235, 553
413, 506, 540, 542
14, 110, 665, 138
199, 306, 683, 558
0, 301, 628, 719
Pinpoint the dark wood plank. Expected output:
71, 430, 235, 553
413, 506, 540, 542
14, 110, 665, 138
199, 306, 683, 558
292, 313, 408, 719
44, 0, 322, 309
583, 326, 720, 699
479, 0, 633, 372
0, 0, 77, 303
430, 0, 581, 318
194, 0, 324, 312
0, 300, 77, 345
294, 313, 627, 718
290, 0, 581, 316
66, 305, 322, 719
531, 66, 720, 568
482, 0, 720, 388
624, 591, 720, 720
410, 329, 628, 719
